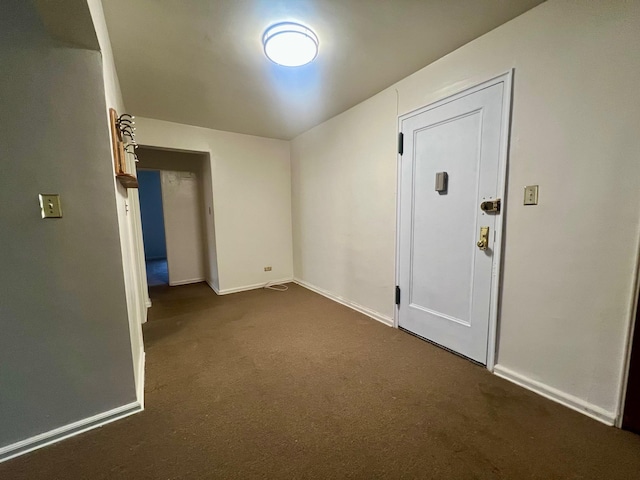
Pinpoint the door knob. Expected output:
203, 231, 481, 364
477, 226, 489, 250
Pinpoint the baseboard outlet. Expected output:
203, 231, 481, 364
0, 401, 142, 463
493, 364, 616, 426
293, 278, 393, 327
212, 278, 294, 296
169, 277, 205, 287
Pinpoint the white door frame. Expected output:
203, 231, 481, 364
393, 70, 514, 372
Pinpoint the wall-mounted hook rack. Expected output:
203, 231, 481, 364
109, 108, 138, 189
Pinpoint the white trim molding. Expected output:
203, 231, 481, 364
294, 278, 393, 327
0, 401, 142, 463
206, 279, 219, 293
211, 278, 294, 296
493, 364, 616, 426
169, 277, 206, 287
136, 351, 146, 408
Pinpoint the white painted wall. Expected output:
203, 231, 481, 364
291, 0, 640, 421
161, 171, 207, 285
0, 0, 138, 458
291, 90, 398, 321
88, 0, 147, 399
135, 118, 294, 293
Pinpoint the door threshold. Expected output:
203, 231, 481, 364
398, 326, 485, 367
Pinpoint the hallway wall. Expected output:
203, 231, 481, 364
0, 0, 138, 458
88, 0, 147, 404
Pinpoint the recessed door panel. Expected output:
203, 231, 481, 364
410, 112, 481, 326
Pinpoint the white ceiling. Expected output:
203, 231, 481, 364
103, 0, 543, 140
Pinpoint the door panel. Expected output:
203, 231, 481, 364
161, 171, 206, 286
398, 83, 505, 364
410, 112, 481, 326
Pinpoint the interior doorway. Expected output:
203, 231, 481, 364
136, 147, 217, 289
138, 170, 168, 286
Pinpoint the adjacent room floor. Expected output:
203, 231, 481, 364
2, 283, 639, 479
146, 258, 168, 286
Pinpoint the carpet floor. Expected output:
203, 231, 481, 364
2, 282, 639, 479
146, 258, 169, 287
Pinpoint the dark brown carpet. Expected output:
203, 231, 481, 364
2, 283, 639, 479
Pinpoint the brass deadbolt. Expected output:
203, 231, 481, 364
480, 199, 501, 213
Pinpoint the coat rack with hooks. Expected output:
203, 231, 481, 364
109, 108, 139, 189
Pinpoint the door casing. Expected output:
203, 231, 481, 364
393, 71, 514, 372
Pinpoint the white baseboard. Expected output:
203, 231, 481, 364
293, 278, 393, 327
0, 401, 142, 463
169, 277, 205, 287
136, 351, 146, 408
211, 278, 294, 296
206, 279, 219, 293
493, 364, 616, 426
142, 299, 150, 324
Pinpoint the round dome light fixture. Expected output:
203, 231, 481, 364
263, 22, 319, 67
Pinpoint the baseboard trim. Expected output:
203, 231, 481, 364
212, 278, 294, 296
0, 401, 142, 463
136, 351, 146, 408
169, 277, 205, 287
206, 279, 219, 294
293, 278, 393, 327
493, 364, 616, 426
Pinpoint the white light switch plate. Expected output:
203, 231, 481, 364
39, 194, 63, 218
524, 185, 538, 205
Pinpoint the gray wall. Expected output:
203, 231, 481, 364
138, 170, 167, 260
0, 1, 137, 450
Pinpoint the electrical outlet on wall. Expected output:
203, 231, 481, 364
264, 266, 272, 272
524, 185, 539, 205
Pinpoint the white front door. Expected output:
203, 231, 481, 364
397, 79, 508, 365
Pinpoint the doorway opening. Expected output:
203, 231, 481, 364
138, 170, 168, 286
136, 147, 217, 289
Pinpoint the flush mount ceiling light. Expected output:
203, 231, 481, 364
262, 22, 319, 67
